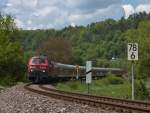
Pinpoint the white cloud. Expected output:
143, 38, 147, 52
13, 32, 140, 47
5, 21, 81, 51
71, 22, 76, 27
122, 4, 150, 18
22, 0, 38, 8
122, 4, 135, 18
68, 5, 124, 26
69, 14, 83, 22
8, 0, 22, 6
14, 18, 24, 28
136, 4, 150, 13
1, 0, 150, 29
36, 7, 52, 17
6, 3, 12, 7
26, 26, 39, 30
1, 0, 125, 29
27, 20, 32, 25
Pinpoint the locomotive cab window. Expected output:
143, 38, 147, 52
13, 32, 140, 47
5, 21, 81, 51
32, 58, 46, 64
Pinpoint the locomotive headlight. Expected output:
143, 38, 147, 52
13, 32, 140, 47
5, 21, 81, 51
43, 70, 45, 72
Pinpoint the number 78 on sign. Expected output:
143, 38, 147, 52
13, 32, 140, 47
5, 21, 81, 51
128, 43, 138, 61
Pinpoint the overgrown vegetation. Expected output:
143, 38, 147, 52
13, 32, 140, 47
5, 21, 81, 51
0, 14, 25, 86
135, 80, 150, 100
105, 72, 124, 85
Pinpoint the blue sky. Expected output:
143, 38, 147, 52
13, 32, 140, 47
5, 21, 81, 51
0, 0, 150, 29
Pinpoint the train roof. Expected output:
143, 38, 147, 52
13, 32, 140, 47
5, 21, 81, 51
31, 56, 48, 59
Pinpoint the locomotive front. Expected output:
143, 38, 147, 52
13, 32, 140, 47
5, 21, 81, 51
27, 56, 50, 83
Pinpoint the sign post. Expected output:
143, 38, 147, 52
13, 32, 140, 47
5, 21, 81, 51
86, 61, 92, 94
76, 65, 79, 80
127, 43, 138, 100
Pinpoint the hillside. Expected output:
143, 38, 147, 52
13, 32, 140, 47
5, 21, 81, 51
0, 12, 149, 87
20, 12, 150, 65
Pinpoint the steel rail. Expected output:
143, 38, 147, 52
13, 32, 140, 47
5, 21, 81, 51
24, 83, 150, 113
40, 85, 150, 112
40, 85, 150, 107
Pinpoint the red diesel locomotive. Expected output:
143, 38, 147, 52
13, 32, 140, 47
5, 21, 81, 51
27, 56, 53, 83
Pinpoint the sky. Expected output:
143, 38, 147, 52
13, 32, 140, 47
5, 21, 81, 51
0, 0, 150, 29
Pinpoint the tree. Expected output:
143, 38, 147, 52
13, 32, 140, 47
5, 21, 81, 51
18, 12, 150, 69
126, 20, 150, 79
125, 20, 150, 100
0, 14, 24, 82
36, 37, 73, 63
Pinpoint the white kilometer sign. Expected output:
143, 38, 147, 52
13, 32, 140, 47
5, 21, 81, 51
127, 43, 138, 100
86, 61, 92, 84
128, 43, 138, 61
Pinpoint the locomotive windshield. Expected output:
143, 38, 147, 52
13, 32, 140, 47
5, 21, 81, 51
32, 58, 46, 64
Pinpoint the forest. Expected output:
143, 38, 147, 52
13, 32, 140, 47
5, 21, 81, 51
0, 12, 150, 87
20, 12, 150, 78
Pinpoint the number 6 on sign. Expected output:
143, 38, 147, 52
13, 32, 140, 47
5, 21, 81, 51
128, 43, 138, 60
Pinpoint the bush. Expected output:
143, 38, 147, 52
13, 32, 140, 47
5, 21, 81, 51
96, 59, 110, 67
106, 72, 124, 85
0, 75, 16, 86
135, 80, 150, 100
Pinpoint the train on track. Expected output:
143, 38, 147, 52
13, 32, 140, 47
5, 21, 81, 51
27, 56, 53, 83
27, 55, 125, 83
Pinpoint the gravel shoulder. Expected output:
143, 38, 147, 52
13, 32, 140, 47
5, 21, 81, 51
0, 84, 118, 113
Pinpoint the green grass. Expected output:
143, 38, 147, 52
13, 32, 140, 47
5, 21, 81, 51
57, 77, 150, 100
56, 78, 132, 99
91, 81, 131, 98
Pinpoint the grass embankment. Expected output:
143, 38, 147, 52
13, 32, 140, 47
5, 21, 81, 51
57, 76, 131, 98
57, 77, 150, 100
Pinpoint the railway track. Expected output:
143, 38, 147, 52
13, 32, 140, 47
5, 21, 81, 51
24, 83, 150, 113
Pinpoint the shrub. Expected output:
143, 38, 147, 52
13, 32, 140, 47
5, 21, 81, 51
106, 72, 124, 85
0, 75, 16, 86
135, 80, 150, 100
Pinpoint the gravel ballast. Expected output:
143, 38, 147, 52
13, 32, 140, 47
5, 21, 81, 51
0, 84, 118, 113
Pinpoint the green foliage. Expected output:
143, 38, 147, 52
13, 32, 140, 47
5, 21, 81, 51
0, 14, 25, 85
19, 13, 150, 67
96, 59, 110, 67
126, 19, 150, 79
105, 72, 124, 85
0, 75, 16, 86
0, 12, 150, 87
135, 80, 150, 100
